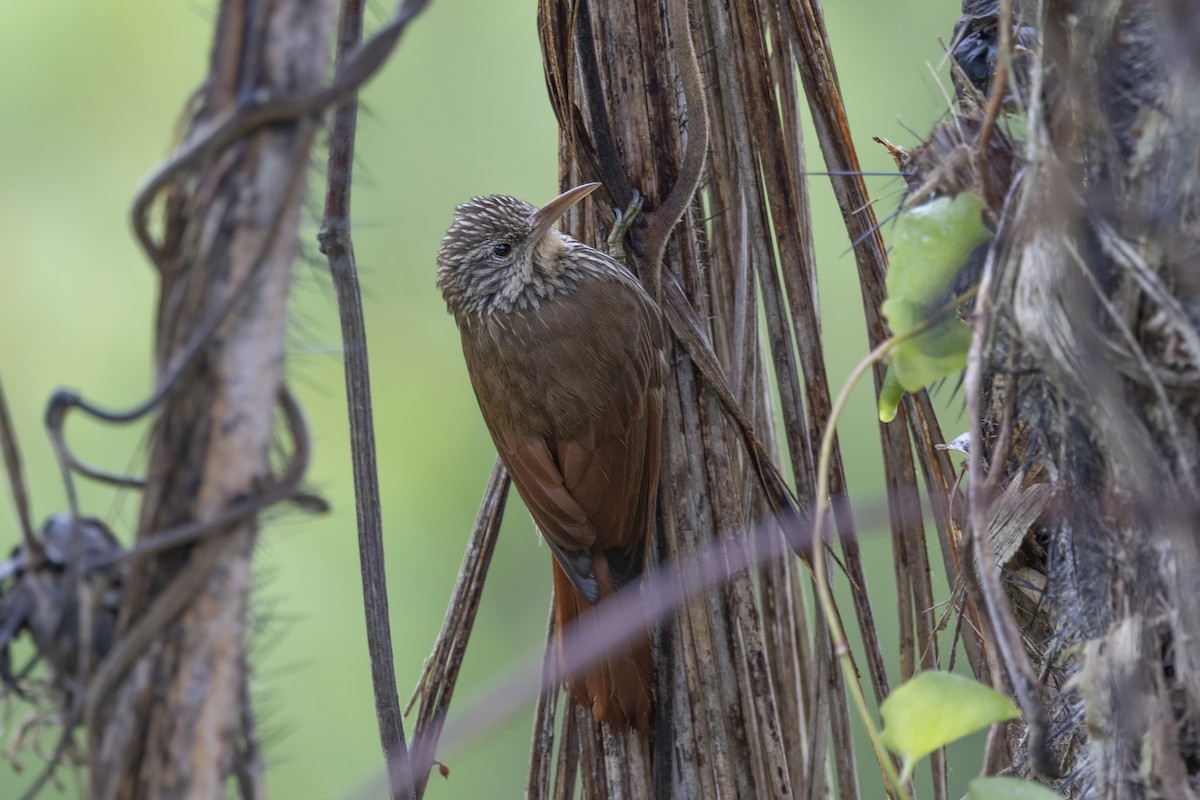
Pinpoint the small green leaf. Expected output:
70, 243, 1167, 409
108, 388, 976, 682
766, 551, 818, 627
968, 776, 1063, 800
881, 193, 991, 394
880, 671, 1017, 764
878, 365, 905, 422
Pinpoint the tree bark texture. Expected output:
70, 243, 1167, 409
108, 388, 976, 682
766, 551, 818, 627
972, 1, 1200, 796
401, 1, 988, 796
537, 1, 802, 796
88, 1, 336, 797
530, 0, 964, 797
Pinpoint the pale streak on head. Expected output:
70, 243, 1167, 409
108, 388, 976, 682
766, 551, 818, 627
533, 228, 569, 268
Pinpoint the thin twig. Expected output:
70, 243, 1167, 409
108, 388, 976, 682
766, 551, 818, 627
316, 2, 432, 797
407, 461, 508, 799
639, 0, 709, 301
0, 378, 38, 556
525, 606, 560, 799
17, 702, 79, 800
963, 212, 1058, 778
814, 366, 923, 796
809, 289, 979, 800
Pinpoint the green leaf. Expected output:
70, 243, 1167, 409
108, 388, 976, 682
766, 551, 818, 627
968, 777, 1063, 800
880, 671, 1017, 765
878, 364, 905, 422
881, 193, 991, 394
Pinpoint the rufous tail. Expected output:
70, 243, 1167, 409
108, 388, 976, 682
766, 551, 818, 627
551, 556, 653, 733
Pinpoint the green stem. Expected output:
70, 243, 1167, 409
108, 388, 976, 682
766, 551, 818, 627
810, 289, 977, 800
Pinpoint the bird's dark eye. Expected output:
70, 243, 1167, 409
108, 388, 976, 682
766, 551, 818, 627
492, 242, 512, 257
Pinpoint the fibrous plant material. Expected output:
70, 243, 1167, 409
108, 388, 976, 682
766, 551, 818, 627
398, 0, 1041, 797
945, 0, 1200, 795
518, 0, 968, 797
84, 2, 338, 797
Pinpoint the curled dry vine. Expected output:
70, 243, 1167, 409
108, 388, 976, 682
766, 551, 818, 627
0, 0, 430, 796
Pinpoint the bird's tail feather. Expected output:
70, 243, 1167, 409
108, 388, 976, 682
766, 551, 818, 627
551, 556, 653, 733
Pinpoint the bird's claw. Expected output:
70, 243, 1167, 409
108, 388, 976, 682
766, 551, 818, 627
607, 189, 645, 265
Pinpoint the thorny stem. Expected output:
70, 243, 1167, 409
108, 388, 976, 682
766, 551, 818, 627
83, 388, 316, 737
23, 0, 426, 794
13, 3, 415, 796
18, 388, 322, 800
810, 289, 978, 800
27, 71, 323, 796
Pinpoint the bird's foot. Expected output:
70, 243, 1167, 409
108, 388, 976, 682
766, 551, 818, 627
607, 189, 644, 265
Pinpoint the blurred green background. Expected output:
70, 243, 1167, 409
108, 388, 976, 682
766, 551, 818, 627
0, 1, 970, 797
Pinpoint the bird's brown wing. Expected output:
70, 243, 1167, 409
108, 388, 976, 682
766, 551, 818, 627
468, 279, 662, 595
501, 435, 598, 550
501, 435, 604, 603
554, 312, 662, 584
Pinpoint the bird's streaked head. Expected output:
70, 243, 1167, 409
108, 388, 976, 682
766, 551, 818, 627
437, 183, 602, 318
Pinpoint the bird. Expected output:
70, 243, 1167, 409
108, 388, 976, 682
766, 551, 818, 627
436, 182, 662, 732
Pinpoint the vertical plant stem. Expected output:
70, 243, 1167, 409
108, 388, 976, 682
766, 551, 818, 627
317, 1, 431, 796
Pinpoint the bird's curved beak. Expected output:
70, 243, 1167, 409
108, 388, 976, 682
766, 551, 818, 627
528, 182, 601, 242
